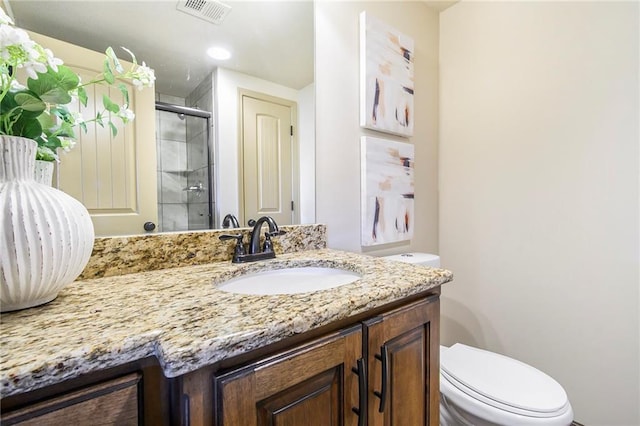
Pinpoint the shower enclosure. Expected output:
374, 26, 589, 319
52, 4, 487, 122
155, 102, 214, 232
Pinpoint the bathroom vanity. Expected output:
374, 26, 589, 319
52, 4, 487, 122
0, 226, 452, 425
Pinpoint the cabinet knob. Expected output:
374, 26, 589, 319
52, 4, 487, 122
143, 221, 156, 232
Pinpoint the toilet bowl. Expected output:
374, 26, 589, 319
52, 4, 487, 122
382, 253, 574, 426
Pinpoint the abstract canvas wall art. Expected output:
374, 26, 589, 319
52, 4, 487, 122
361, 136, 415, 246
360, 11, 415, 137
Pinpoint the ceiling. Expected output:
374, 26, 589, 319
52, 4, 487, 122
7, 0, 315, 98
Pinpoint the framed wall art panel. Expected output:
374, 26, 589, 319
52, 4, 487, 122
359, 11, 415, 137
361, 136, 415, 246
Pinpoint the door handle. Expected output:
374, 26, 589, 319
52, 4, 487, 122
351, 358, 366, 426
373, 344, 389, 413
182, 393, 190, 426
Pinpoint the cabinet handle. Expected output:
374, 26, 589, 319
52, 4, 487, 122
351, 358, 366, 426
182, 394, 190, 426
373, 345, 389, 413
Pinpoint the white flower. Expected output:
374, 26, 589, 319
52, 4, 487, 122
0, 24, 28, 59
9, 78, 25, 91
0, 26, 15, 57
70, 110, 84, 124
25, 40, 41, 60
44, 48, 63, 72
21, 59, 47, 79
60, 138, 76, 152
131, 61, 155, 90
0, 24, 49, 80
117, 105, 135, 122
0, 6, 153, 162
1, 25, 28, 51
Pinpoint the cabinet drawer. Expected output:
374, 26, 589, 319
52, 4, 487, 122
2, 373, 141, 426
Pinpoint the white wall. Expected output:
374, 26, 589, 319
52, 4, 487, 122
439, 2, 639, 425
298, 83, 316, 224
214, 68, 314, 226
315, 1, 440, 255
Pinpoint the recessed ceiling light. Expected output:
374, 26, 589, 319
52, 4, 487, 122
207, 47, 231, 60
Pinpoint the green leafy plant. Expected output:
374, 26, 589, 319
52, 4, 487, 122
0, 7, 155, 161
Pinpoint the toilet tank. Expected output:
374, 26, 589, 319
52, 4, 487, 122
382, 252, 440, 268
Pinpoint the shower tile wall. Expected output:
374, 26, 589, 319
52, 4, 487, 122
186, 75, 215, 230
156, 94, 188, 232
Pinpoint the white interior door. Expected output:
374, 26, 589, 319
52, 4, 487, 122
241, 94, 294, 226
28, 32, 157, 236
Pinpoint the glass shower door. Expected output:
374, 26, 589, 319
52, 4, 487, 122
155, 104, 213, 232
185, 113, 212, 230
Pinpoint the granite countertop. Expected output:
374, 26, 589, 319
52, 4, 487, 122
0, 248, 453, 398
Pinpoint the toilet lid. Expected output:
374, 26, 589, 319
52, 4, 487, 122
441, 344, 569, 416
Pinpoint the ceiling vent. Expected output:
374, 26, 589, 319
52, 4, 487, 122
176, 0, 232, 25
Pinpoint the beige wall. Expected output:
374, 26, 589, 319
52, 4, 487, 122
439, 2, 639, 425
315, 1, 440, 256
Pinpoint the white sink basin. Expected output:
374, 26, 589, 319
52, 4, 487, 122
218, 266, 361, 295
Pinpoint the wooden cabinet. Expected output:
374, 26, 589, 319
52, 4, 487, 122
1, 361, 171, 426
364, 296, 440, 426
1, 373, 141, 426
1, 293, 440, 426
213, 324, 363, 426
213, 295, 440, 426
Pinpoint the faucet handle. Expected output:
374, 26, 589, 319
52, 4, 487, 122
262, 232, 274, 253
219, 233, 246, 259
262, 229, 286, 253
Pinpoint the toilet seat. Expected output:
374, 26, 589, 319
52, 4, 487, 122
440, 344, 573, 425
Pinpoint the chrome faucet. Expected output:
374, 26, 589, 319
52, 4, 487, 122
219, 216, 285, 263
221, 214, 240, 229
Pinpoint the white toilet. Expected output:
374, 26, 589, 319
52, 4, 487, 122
383, 253, 574, 426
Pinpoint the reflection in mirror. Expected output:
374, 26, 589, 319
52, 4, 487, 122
155, 102, 214, 232
8, 0, 315, 235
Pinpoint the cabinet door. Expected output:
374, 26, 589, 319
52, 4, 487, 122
364, 296, 440, 426
214, 325, 364, 426
1, 373, 141, 426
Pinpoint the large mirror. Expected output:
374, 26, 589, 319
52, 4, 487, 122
7, 0, 315, 235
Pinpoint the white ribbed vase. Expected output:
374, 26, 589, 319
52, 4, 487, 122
0, 136, 95, 312
34, 160, 54, 186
